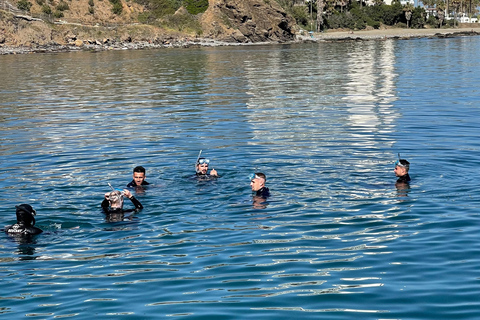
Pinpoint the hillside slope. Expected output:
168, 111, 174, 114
0, 0, 296, 49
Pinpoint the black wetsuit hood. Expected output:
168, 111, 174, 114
6, 204, 42, 235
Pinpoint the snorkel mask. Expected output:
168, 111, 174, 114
395, 153, 410, 169
107, 183, 124, 208
249, 173, 260, 181
108, 190, 124, 208
249, 173, 266, 181
195, 151, 211, 174
197, 158, 210, 165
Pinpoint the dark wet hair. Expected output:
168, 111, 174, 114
133, 166, 146, 174
255, 172, 267, 181
396, 159, 410, 171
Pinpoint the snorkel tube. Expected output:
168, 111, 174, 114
107, 183, 124, 208
195, 150, 202, 173
108, 183, 124, 193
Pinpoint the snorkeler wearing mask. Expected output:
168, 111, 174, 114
102, 189, 143, 215
250, 172, 270, 209
5, 204, 43, 235
250, 172, 270, 198
394, 154, 411, 183
194, 151, 218, 179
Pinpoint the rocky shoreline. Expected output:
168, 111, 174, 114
0, 37, 236, 55
2, 27, 480, 55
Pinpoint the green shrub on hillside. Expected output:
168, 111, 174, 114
56, 1, 69, 11
42, 4, 52, 13
110, 0, 123, 14
183, 0, 208, 15
291, 5, 309, 27
160, 12, 202, 34
134, 0, 181, 16
53, 10, 63, 18
17, 0, 33, 12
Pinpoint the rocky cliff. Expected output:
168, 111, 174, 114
200, 0, 296, 42
0, 0, 296, 51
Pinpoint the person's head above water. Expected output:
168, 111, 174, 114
195, 155, 218, 177
5, 203, 43, 235
196, 157, 210, 175
250, 172, 266, 192
394, 155, 410, 178
132, 166, 147, 186
106, 190, 124, 209
15, 204, 36, 226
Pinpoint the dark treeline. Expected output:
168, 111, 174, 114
277, 0, 479, 31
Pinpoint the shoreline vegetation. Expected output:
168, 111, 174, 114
1, 27, 480, 55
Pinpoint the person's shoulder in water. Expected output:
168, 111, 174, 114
5, 204, 43, 235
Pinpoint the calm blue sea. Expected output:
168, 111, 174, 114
1, 36, 480, 319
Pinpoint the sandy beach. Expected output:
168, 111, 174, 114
306, 26, 480, 41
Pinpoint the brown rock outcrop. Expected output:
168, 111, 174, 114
201, 0, 296, 43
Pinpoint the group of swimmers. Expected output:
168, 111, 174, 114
4, 153, 411, 237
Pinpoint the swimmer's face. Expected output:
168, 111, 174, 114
394, 165, 407, 177
197, 163, 208, 175
133, 172, 146, 186
250, 177, 265, 192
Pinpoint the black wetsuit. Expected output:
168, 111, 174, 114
5, 223, 43, 235
101, 196, 143, 215
396, 174, 411, 183
193, 173, 218, 181
126, 180, 150, 188
255, 187, 270, 198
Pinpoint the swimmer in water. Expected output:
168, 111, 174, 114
394, 155, 411, 184
250, 172, 270, 197
195, 154, 218, 178
126, 166, 150, 188
250, 173, 270, 209
101, 189, 143, 215
5, 204, 43, 235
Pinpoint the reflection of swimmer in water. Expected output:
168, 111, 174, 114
193, 151, 218, 180
5, 204, 43, 235
126, 166, 150, 188
101, 189, 143, 222
250, 172, 270, 208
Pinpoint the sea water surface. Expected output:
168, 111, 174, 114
1, 37, 479, 319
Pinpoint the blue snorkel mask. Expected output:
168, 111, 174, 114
395, 153, 410, 169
